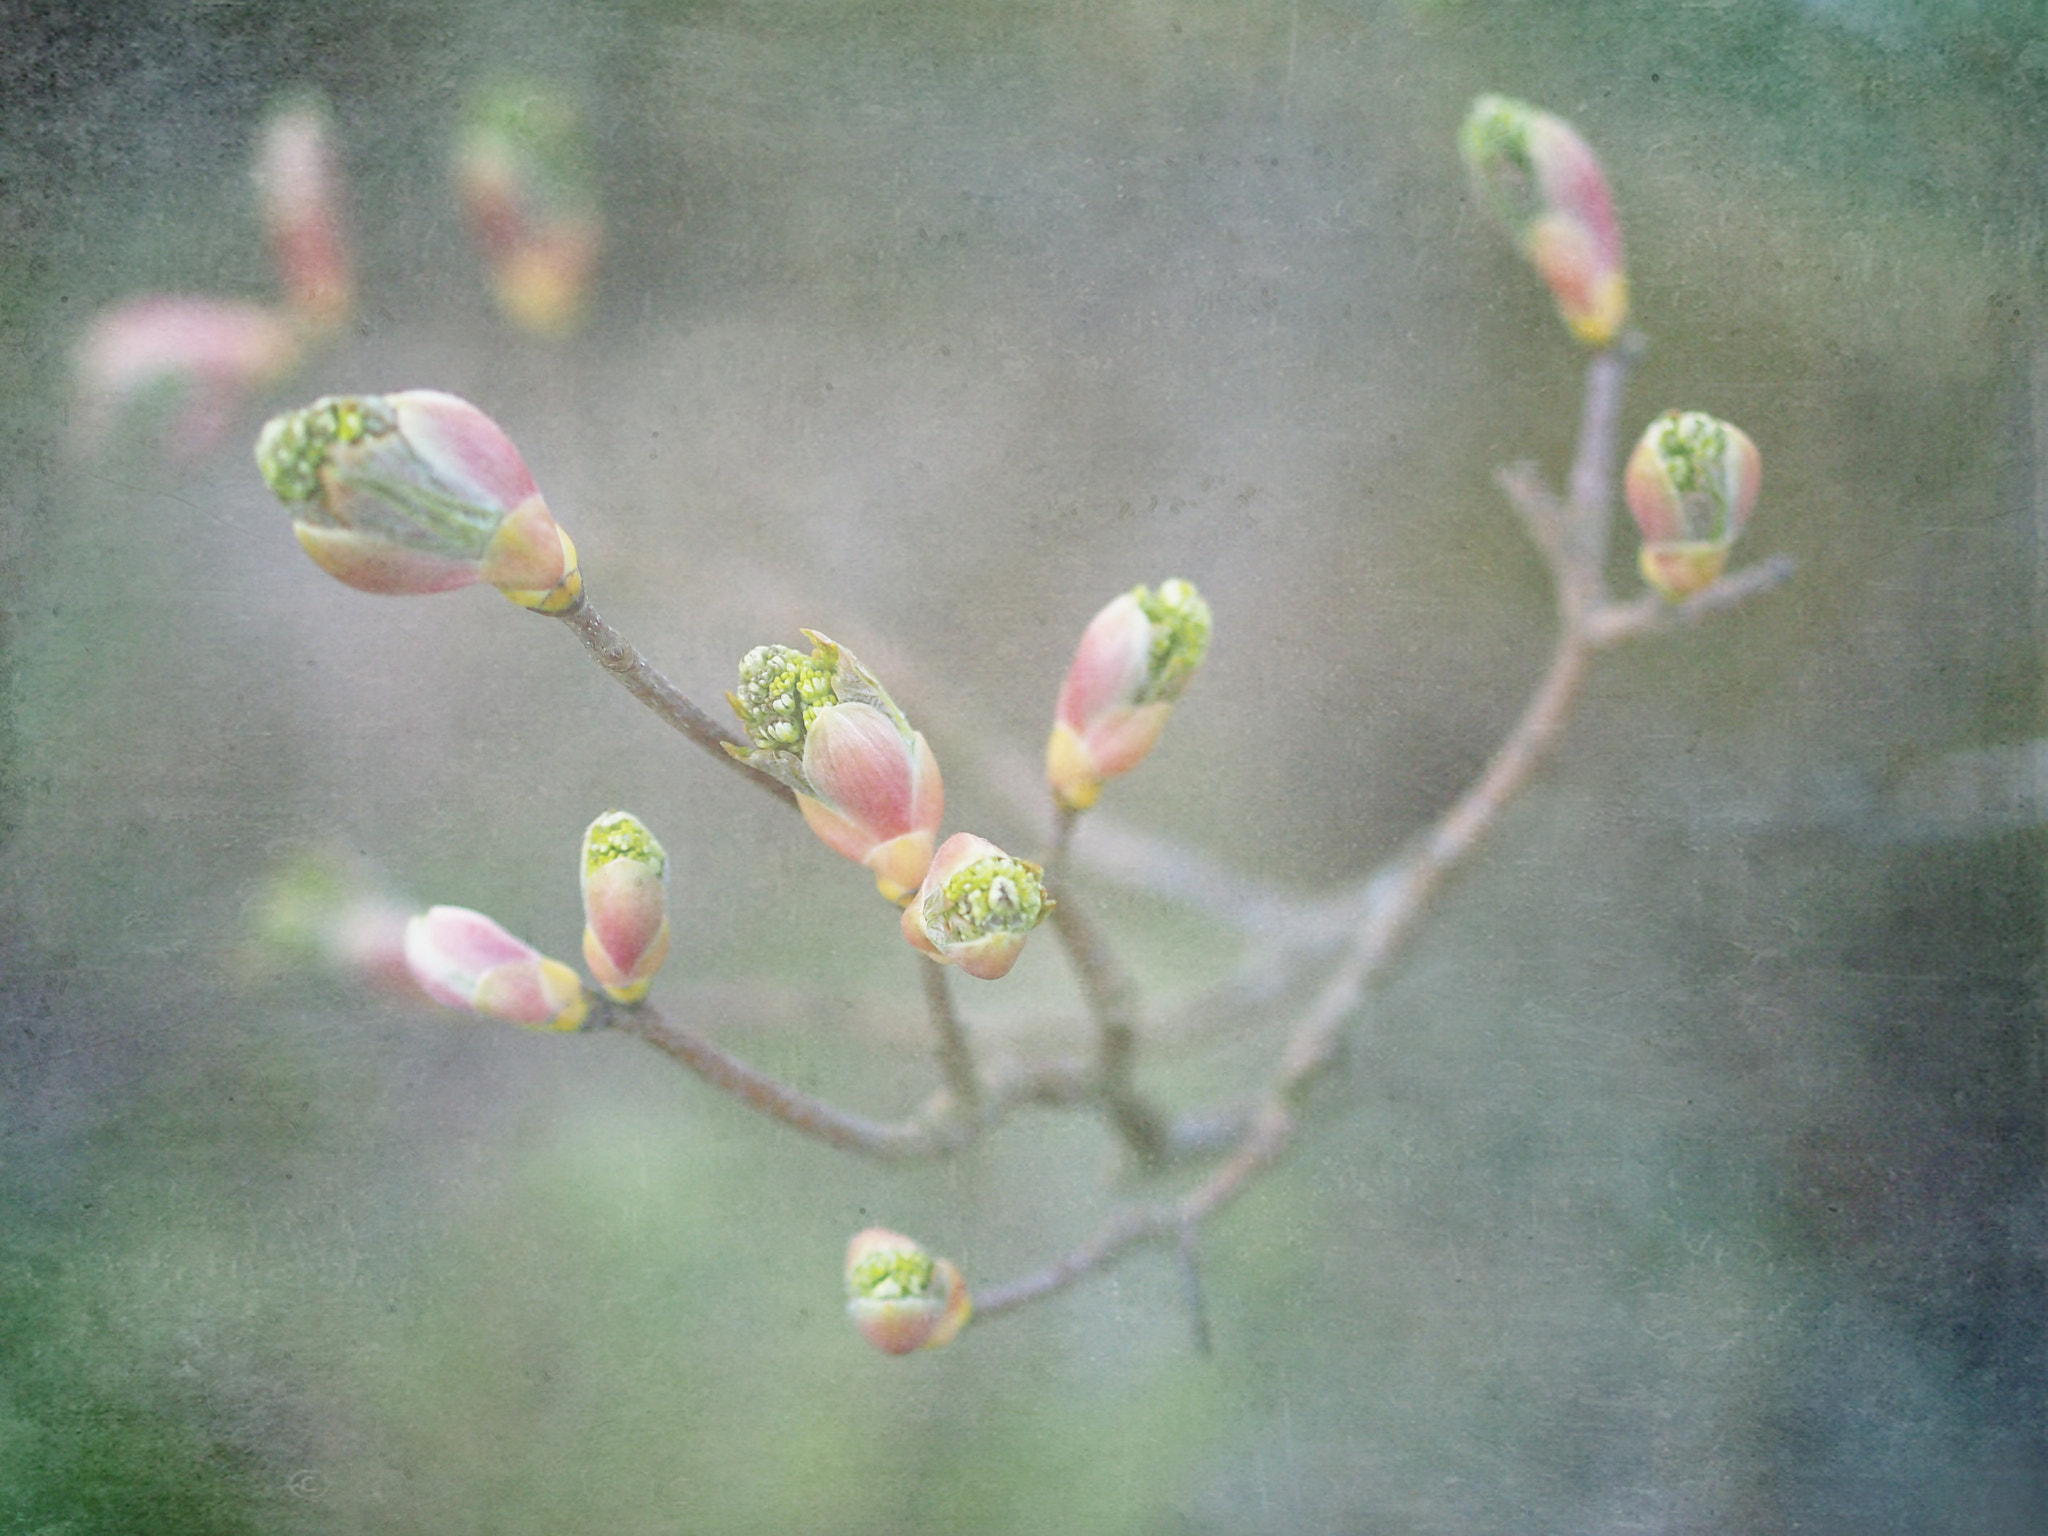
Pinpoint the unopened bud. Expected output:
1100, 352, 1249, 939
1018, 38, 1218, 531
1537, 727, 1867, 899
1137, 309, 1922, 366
456, 80, 603, 337
1460, 94, 1628, 348
844, 1227, 971, 1355
580, 811, 670, 1003
1624, 410, 1761, 600
404, 905, 588, 1030
727, 633, 944, 902
255, 390, 581, 611
901, 833, 1050, 981
254, 92, 353, 336
1047, 579, 1210, 812
73, 297, 301, 459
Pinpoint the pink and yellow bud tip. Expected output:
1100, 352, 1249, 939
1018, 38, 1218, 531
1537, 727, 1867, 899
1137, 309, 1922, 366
1459, 94, 1629, 349
1624, 410, 1762, 600
404, 904, 588, 1031
255, 390, 581, 612
844, 1227, 971, 1355
726, 634, 944, 902
1047, 578, 1211, 812
580, 811, 671, 1004
901, 833, 1050, 981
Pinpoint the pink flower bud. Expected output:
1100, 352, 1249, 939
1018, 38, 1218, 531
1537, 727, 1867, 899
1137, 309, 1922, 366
404, 905, 589, 1030
901, 833, 1050, 981
728, 635, 944, 901
1624, 410, 1762, 600
255, 391, 582, 611
844, 1227, 972, 1355
580, 811, 670, 1004
72, 296, 302, 459
253, 92, 353, 336
455, 81, 603, 337
1460, 95, 1629, 348
1047, 579, 1210, 812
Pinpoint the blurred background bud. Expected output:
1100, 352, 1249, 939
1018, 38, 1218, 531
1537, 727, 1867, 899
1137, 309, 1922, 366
580, 811, 670, 1004
728, 634, 943, 901
455, 78, 603, 338
844, 1228, 971, 1355
1047, 579, 1211, 811
403, 905, 588, 1031
1459, 94, 1628, 347
1624, 410, 1762, 600
255, 389, 581, 609
901, 833, 1049, 980
240, 846, 421, 1000
253, 91, 354, 337
72, 296, 301, 460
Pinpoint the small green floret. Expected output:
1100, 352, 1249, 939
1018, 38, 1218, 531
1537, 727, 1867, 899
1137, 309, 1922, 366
583, 811, 665, 878
732, 643, 840, 754
848, 1247, 934, 1302
1134, 579, 1212, 706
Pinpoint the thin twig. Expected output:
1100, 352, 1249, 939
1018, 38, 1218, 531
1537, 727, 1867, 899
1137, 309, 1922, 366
1047, 889, 1174, 1169
555, 601, 794, 807
919, 958, 980, 1124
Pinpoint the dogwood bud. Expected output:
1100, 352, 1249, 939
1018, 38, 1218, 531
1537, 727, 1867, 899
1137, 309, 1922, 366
580, 811, 670, 1003
1047, 579, 1211, 811
727, 634, 943, 901
1460, 94, 1629, 348
1624, 410, 1761, 600
901, 833, 1050, 981
253, 92, 353, 336
255, 390, 581, 611
404, 905, 588, 1030
73, 297, 301, 458
844, 1227, 972, 1355
455, 80, 603, 337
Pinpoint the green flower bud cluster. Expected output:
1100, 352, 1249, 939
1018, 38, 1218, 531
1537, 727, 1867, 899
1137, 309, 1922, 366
731, 643, 840, 754
847, 1244, 935, 1302
929, 852, 1047, 945
256, 395, 391, 505
1646, 412, 1738, 540
583, 810, 666, 879
1135, 579, 1213, 706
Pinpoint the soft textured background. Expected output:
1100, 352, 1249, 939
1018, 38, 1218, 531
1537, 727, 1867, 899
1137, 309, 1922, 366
2, 1, 2041, 1531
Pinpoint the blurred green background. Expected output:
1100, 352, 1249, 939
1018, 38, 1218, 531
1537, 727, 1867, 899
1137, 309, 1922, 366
2, 0, 2041, 1530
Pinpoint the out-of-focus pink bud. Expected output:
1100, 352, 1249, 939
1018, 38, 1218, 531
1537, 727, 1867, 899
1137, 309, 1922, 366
1624, 410, 1762, 600
1047, 579, 1211, 812
455, 81, 603, 337
253, 92, 353, 336
901, 833, 1050, 981
580, 811, 670, 1004
403, 905, 589, 1030
247, 847, 422, 1000
1460, 95, 1629, 348
844, 1227, 972, 1355
255, 390, 582, 611
728, 634, 944, 902
72, 296, 302, 459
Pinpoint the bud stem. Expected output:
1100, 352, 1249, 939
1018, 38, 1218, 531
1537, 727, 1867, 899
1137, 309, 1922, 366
919, 957, 981, 1123
555, 601, 796, 806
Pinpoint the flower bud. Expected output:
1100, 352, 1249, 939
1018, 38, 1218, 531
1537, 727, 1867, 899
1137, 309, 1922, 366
844, 1227, 971, 1355
580, 811, 670, 1004
1047, 579, 1211, 812
456, 80, 603, 337
255, 390, 581, 611
727, 633, 944, 902
403, 905, 588, 1030
1459, 94, 1628, 348
901, 833, 1050, 981
1624, 410, 1761, 600
253, 91, 353, 336
72, 297, 302, 459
